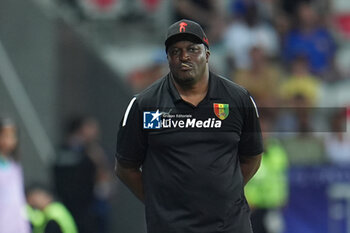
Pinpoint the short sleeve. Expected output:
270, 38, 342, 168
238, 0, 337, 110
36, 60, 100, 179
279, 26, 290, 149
116, 97, 147, 168
238, 95, 263, 156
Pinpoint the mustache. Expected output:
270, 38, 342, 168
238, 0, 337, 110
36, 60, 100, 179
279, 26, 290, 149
180, 62, 193, 68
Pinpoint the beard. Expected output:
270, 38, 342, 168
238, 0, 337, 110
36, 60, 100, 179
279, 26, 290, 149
170, 63, 209, 88
171, 71, 197, 87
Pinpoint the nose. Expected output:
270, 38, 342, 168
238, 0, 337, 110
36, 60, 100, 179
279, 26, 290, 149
179, 49, 190, 61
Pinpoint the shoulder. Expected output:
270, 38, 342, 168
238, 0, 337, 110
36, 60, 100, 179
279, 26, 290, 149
133, 74, 169, 107
213, 72, 250, 98
45, 202, 70, 215
212, 73, 257, 112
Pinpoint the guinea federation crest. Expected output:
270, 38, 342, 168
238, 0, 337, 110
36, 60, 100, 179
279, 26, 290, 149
213, 103, 229, 120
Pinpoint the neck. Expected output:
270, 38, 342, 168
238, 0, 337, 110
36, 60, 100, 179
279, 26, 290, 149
172, 71, 210, 106
173, 71, 209, 94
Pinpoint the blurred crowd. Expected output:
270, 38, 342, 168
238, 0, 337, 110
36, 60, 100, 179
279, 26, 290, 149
0, 117, 115, 233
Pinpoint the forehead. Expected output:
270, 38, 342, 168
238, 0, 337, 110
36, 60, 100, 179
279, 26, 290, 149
168, 40, 204, 49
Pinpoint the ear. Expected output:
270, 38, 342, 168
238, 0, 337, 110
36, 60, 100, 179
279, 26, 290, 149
205, 49, 210, 63
166, 52, 170, 61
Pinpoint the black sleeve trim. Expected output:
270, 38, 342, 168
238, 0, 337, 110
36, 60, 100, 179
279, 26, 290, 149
116, 153, 142, 168
238, 148, 264, 157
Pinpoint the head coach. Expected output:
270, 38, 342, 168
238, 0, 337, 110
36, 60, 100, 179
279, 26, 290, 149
115, 19, 263, 233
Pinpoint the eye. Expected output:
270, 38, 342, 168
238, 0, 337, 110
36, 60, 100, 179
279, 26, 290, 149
170, 48, 179, 56
188, 47, 197, 52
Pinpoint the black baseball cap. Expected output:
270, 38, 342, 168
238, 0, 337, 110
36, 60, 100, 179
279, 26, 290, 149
165, 19, 209, 52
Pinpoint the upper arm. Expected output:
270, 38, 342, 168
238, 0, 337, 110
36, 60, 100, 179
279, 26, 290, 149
237, 94, 263, 156
239, 153, 262, 165
115, 159, 140, 178
239, 153, 262, 186
116, 97, 147, 168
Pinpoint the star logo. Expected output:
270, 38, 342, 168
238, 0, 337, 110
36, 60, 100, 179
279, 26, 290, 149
143, 110, 162, 129
151, 109, 162, 122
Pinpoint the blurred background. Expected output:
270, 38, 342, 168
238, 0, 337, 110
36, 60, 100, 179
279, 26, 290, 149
0, 0, 350, 232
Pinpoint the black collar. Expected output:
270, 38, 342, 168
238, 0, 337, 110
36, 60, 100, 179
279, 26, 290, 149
167, 71, 221, 104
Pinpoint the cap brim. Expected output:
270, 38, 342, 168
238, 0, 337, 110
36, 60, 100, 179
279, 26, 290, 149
165, 33, 206, 51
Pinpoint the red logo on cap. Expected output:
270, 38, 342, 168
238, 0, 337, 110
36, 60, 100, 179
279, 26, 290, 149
203, 37, 209, 45
179, 22, 188, 32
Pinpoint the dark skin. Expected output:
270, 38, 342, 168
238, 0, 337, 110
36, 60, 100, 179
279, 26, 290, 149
115, 39, 262, 203
115, 162, 144, 203
240, 155, 262, 186
167, 40, 210, 106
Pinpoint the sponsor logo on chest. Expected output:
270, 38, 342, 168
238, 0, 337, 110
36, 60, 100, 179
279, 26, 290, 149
143, 103, 229, 129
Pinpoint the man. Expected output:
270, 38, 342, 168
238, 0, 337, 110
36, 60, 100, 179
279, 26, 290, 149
116, 19, 263, 233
